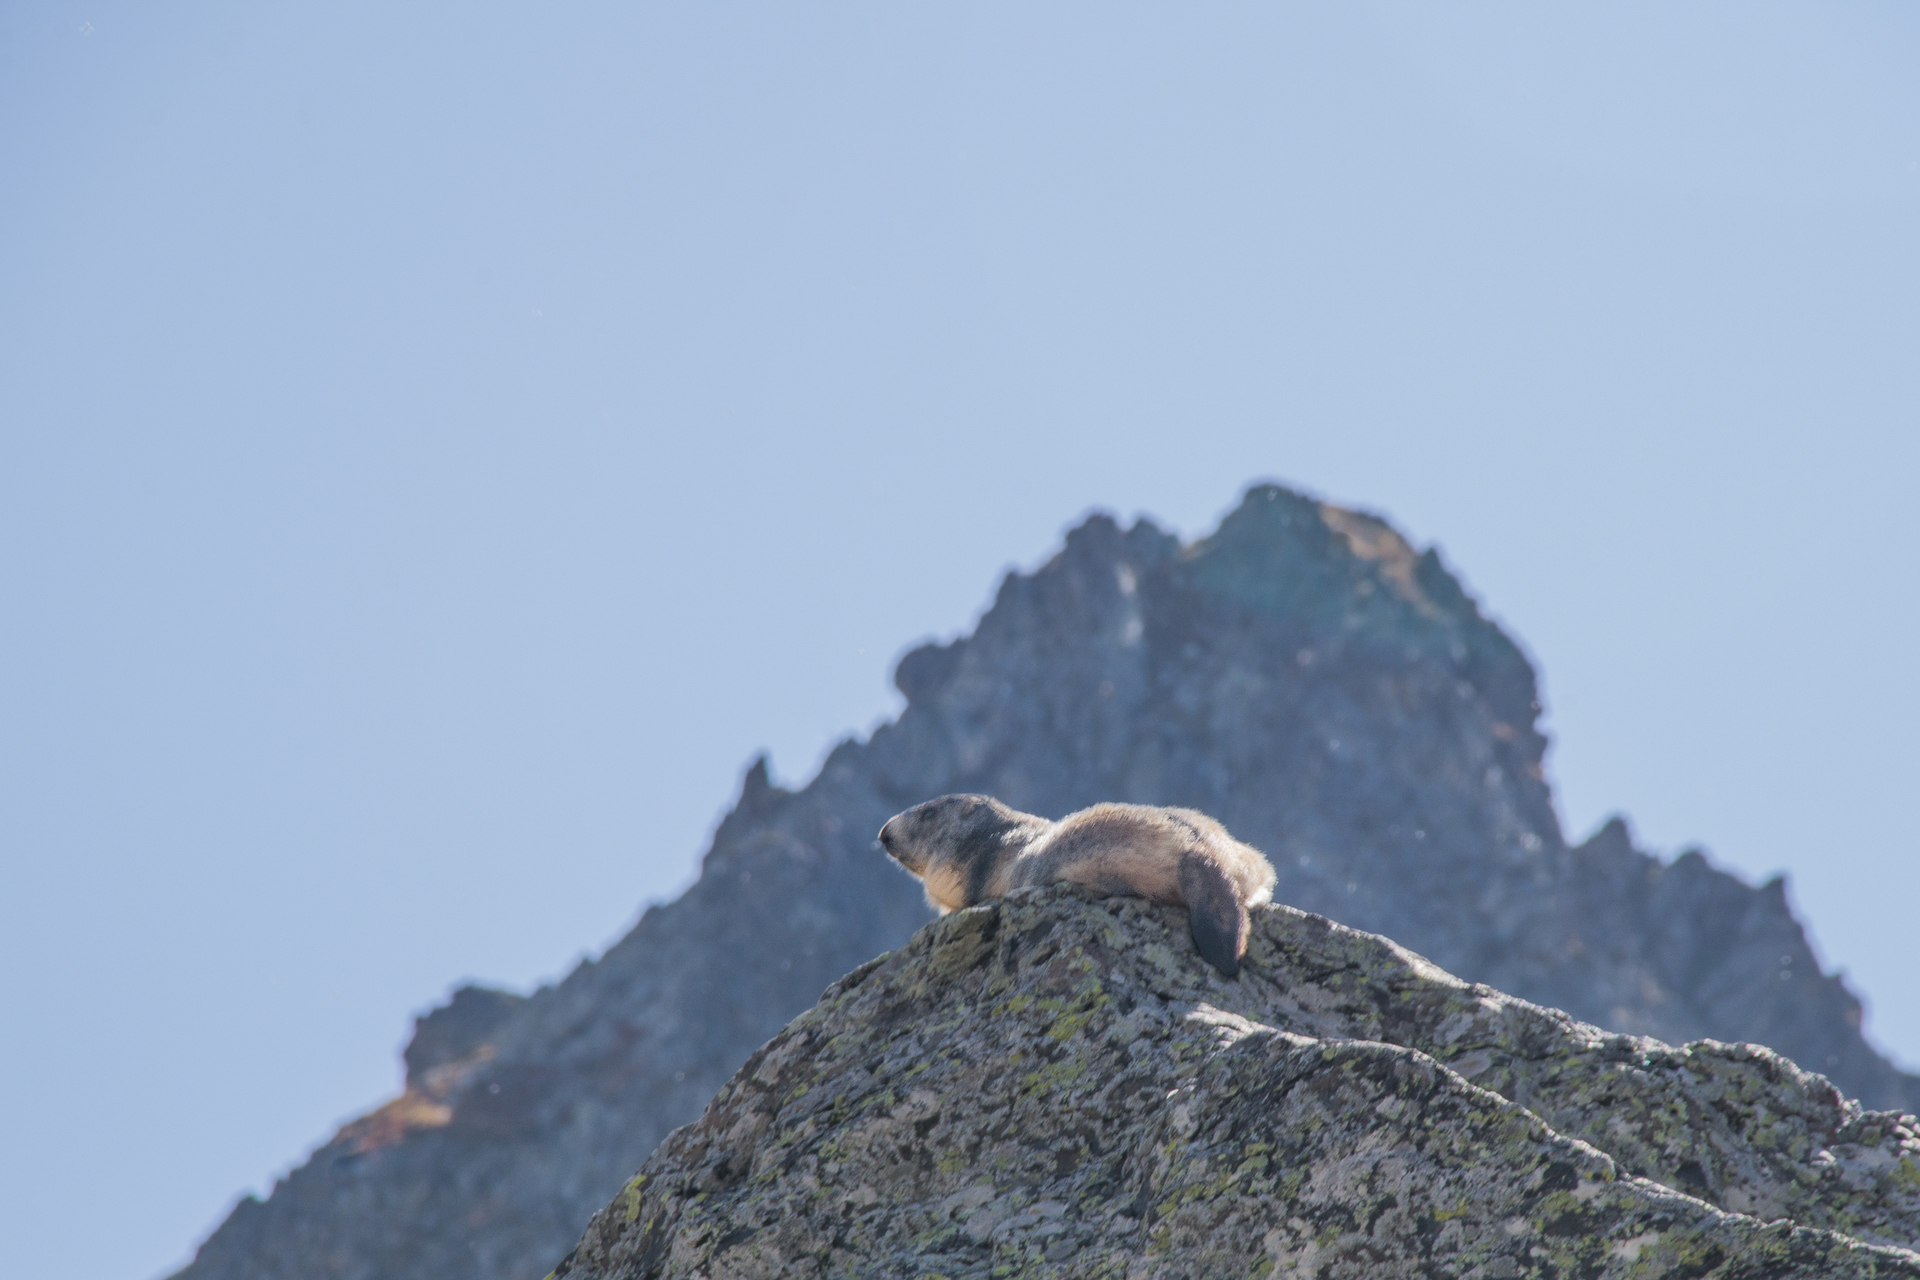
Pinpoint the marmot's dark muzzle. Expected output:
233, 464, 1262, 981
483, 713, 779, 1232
877, 819, 925, 872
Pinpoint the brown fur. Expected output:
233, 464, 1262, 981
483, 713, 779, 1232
878, 795, 1277, 976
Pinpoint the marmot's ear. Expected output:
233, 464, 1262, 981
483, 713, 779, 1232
949, 821, 995, 863
1179, 851, 1249, 978
950, 812, 1012, 905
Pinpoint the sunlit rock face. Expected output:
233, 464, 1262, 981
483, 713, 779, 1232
173, 485, 1917, 1280
557, 889, 1920, 1280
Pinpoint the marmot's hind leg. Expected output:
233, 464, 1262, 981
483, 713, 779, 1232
1178, 850, 1248, 977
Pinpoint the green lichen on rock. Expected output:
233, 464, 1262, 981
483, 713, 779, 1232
556, 888, 1920, 1278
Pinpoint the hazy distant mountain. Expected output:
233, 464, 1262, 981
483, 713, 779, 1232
172, 485, 1916, 1280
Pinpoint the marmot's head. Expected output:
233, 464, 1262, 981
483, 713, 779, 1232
878, 793, 1040, 913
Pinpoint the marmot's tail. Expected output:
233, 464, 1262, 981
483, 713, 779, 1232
1178, 851, 1249, 977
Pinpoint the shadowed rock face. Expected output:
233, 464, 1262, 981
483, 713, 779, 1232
172, 486, 1917, 1280
558, 889, 1920, 1280
403, 987, 525, 1089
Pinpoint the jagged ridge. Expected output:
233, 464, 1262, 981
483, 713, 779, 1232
172, 486, 1917, 1280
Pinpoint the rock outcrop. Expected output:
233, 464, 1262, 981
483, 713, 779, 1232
558, 889, 1920, 1280
171, 485, 1918, 1280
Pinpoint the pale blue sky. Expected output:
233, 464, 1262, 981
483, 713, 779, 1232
2, 4, 1916, 1277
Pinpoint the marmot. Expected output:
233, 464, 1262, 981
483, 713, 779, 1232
878, 795, 1277, 976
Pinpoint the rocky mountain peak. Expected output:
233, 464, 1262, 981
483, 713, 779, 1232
170, 485, 1916, 1280
556, 888, 1920, 1279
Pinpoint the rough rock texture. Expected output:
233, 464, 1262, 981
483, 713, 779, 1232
172, 485, 1918, 1280
560, 889, 1920, 1280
